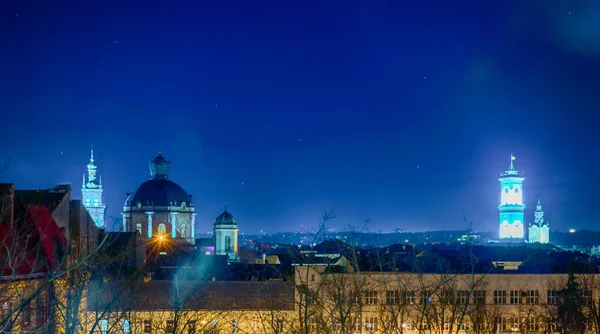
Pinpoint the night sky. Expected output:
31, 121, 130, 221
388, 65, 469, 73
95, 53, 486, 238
1, 1, 600, 234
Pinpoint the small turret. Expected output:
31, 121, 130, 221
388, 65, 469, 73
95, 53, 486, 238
149, 153, 171, 180
214, 203, 239, 263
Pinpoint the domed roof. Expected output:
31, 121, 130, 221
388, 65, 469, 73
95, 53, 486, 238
124, 153, 192, 208
125, 179, 192, 207
215, 210, 236, 226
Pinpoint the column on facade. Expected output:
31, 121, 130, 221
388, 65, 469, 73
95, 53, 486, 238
146, 212, 153, 238
191, 213, 196, 240
234, 228, 239, 254
215, 229, 221, 255
171, 212, 178, 238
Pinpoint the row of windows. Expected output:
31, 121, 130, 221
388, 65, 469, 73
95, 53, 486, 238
1, 296, 48, 330
99, 318, 289, 334
493, 289, 592, 305
351, 289, 593, 306
308, 315, 595, 333
135, 223, 167, 235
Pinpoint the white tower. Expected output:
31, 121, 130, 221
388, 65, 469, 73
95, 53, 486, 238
499, 154, 525, 239
214, 205, 239, 262
528, 200, 550, 244
82, 147, 106, 228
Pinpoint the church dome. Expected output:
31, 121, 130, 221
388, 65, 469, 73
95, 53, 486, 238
124, 153, 193, 208
125, 179, 192, 207
215, 210, 236, 226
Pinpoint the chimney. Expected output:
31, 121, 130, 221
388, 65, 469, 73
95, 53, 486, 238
0, 183, 15, 228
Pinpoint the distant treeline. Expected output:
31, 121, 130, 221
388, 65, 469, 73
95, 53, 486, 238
246, 229, 600, 248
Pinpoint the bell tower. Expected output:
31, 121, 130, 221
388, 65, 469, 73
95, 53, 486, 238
498, 154, 525, 239
82, 147, 106, 228
214, 204, 239, 263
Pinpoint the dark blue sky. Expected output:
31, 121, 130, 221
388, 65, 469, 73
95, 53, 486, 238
1, 1, 599, 233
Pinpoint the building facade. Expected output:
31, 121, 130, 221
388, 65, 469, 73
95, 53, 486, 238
295, 265, 600, 333
81, 148, 106, 228
499, 155, 526, 239
529, 200, 550, 244
84, 280, 294, 334
122, 154, 196, 245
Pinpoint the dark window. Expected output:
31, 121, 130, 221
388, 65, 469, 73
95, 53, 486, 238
386, 290, 400, 305
187, 320, 196, 334
547, 290, 558, 305
494, 290, 507, 304
225, 235, 232, 251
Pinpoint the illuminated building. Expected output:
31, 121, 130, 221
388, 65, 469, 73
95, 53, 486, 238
81, 148, 106, 228
214, 205, 239, 262
498, 154, 525, 239
122, 153, 196, 245
528, 200, 550, 244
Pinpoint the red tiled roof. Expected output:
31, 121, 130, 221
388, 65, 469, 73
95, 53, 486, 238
0, 205, 66, 278
27, 205, 66, 267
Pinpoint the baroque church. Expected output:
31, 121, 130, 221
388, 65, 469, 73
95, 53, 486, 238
119, 153, 240, 262
122, 154, 197, 245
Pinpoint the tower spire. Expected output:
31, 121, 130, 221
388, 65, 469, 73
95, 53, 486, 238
509, 154, 515, 171
82, 146, 106, 228
224, 202, 228, 212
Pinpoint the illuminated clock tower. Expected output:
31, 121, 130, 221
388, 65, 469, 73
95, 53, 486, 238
82, 148, 106, 228
498, 154, 525, 239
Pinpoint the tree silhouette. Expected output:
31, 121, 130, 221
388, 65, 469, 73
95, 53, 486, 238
556, 261, 586, 334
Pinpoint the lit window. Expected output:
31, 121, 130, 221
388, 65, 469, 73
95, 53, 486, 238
99, 319, 108, 334
365, 316, 377, 331
121, 319, 130, 333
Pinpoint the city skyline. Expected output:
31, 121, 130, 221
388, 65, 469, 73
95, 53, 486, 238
2, 1, 600, 233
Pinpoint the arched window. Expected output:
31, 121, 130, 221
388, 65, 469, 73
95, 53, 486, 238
225, 235, 232, 252
158, 223, 166, 235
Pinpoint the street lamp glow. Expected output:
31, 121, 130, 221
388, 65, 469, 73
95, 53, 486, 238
569, 229, 576, 233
